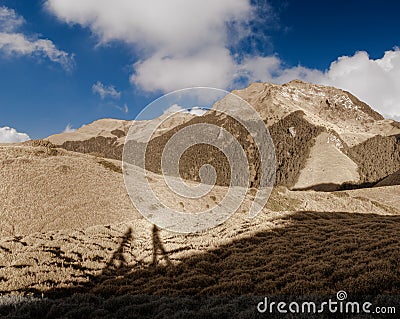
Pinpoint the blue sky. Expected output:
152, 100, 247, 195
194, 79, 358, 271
0, 0, 399, 141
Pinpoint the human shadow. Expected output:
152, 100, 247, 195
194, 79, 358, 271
103, 227, 134, 276
99, 225, 172, 281
2, 211, 400, 318
151, 225, 172, 268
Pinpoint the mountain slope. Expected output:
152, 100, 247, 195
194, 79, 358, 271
232, 80, 400, 188
375, 169, 400, 187
233, 80, 396, 147
45, 113, 196, 160
44, 81, 400, 190
0, 144, 136, 237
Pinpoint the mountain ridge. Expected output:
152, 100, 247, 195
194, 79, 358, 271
42, 80, 400, 190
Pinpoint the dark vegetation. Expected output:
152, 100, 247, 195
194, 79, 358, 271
59, 136, 124, 160
125, 110, 270, 188
97, 159, 123, 174
124, 110, 321, 188
268, 111, 324, 187
375, 169, 400, 187
1, 211, 400, 318
347, 134, 400, 185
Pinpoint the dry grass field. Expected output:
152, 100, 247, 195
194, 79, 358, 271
0, 145, 136, 237
0, 143, 399, 317
73, 212, 400, 297
1, 209, 400, 318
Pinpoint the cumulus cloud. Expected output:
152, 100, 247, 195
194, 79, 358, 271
0, 126, 30, 143
320, 49, 400, 119
240, 49, 400, 119
0, 6, 74, 71
45, 0, 253, 91
45, 0, 251, 51
238, 55, 323, 84
92, 81, 121, 99
132, 48, 238, 92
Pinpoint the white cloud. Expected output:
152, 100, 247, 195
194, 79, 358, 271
0, 126, 30, 143
320, 49, 400, 119
62, 123, 75, 133
123, 103, 129, 114
0, 6, 74, 71
111, 103, 129, 113
45, 0, 251, 52
45, 0, 253, 91
189, 106, 207, 116
238, 55, 323, 84
239, 49, 400, 119
0, 33, 75, 71
131, 48, 238, 92
92, 81, 121, 99
0, 6, 24, 32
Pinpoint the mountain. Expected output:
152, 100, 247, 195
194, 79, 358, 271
233, 80, 400, 189
45, 118, 130, 160
44, 81, 400, 191
126, 81, 400, 190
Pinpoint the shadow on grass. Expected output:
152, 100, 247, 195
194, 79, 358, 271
2, 211, 400, 318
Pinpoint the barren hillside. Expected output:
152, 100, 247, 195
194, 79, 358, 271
0, 143, 137, 237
